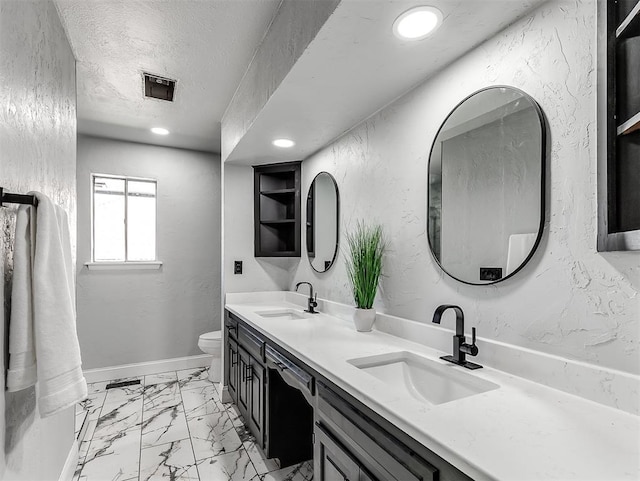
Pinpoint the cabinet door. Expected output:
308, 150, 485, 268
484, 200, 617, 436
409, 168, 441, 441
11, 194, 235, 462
315, 424, 360, 481
248, 358, 265, 444
238, 347, 251, 417
227, 338, 238, 403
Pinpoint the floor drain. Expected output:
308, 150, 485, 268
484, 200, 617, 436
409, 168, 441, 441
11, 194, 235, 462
106, 379, 141, 389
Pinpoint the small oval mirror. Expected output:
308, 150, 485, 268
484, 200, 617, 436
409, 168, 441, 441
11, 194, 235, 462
428, 86, 546, 285
306, 172, 339, 272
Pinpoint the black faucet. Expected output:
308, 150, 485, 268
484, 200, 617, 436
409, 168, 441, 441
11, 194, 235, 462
432, 305, 482, 370
295, 282, 318, 314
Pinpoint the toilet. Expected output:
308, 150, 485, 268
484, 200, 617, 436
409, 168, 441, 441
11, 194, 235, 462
198, 330, 222, 382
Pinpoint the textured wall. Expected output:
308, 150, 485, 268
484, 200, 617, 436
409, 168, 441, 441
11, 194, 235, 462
223, 164, 299, 294
292, 0, 640, 375
0, 0, 77, 478
221, 0, 340, 161
76, 136, 221, 369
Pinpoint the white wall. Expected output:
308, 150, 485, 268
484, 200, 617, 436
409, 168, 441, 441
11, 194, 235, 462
0, 0, 76, 478
221, 0, 339, 161
76, 136, 221, 369
292, 0, 640, 376
223, 163, 300, 294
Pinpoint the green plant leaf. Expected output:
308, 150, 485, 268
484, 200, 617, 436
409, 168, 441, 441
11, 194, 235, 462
344, 221, 386, 309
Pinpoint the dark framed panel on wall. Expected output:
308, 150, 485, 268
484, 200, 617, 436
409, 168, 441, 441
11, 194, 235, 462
598, 0, 640, 251
253, 161, 302, 257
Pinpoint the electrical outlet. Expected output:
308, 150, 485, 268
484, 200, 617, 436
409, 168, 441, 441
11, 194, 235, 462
480, 267, 502, 281
234, 260, 243, 275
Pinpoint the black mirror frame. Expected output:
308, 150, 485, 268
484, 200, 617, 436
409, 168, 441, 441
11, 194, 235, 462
426, 85, 547, 286
307, 171, 340, 273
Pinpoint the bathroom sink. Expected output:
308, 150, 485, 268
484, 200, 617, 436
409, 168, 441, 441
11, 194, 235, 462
348, 351, 499, 405
255, 309, 309, 320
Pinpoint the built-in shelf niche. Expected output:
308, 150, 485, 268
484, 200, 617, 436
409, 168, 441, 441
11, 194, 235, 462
254, 162, 301, 257
599, 0, 640, 251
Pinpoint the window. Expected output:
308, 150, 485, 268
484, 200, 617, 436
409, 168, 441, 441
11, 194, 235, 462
92, 174, 157, 262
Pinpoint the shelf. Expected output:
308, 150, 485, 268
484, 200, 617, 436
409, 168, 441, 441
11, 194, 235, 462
260, 219, 296, 225
617, 111, 640, 135
261, 188, 296, 196
254, 161, 301, 257
255, 251, 299, 258
617, 1, 640, 38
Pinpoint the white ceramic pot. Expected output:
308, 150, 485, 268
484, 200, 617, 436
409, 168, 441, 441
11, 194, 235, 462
353, 308, 376, 332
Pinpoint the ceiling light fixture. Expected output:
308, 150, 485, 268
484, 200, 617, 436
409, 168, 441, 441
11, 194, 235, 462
151, 127, 170, 135
393, 6, 443, 41
272, 138, 295, 148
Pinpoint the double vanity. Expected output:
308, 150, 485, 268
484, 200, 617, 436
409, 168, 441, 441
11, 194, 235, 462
224, 291, 639, 481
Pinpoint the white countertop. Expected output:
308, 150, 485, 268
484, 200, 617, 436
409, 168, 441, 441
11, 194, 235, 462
226, 293, 640, 481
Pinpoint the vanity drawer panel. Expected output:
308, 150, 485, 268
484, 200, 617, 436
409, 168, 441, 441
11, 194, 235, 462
265, 344, 314, 398
238, 323, 265, 363
317, 382, 438, 481
225, 311, 239, 340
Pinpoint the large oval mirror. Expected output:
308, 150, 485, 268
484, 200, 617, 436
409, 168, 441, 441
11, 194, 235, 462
428, 86, 546, 285
306, 172, 339, 272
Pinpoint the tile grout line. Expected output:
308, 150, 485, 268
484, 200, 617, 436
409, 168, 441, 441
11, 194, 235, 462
182, 368, 261, 478
215, 384, 262, 479
219, 393, 266, 480
138, 376, 146, 481
75, 383, 109, 479
177, 369, 203, 480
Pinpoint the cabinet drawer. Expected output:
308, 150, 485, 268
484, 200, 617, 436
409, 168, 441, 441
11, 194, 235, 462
315, 422, 361, 481
225, 312, 239, 340
238, 324, 265, 362
265, 344, 314, 398
317, 382, 438, 481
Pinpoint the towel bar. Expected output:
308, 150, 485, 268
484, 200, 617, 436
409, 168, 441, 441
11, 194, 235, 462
0, 187, 38, 207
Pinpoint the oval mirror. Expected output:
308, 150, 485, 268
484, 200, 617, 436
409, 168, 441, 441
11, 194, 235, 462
306, 172, 339, 272
427, 86, 546, 285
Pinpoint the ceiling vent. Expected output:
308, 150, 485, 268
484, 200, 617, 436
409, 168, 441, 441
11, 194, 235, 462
143, 73, 176, 101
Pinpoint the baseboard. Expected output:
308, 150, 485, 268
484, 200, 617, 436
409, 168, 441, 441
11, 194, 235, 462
58, 440, 78, 481
220, 384, 232, 403
83, 354, 213, 384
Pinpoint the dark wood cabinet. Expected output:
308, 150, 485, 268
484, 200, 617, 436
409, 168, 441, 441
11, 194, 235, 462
600, 0, 640, 249
224, 313, 239, 403
224, 310, 472, 481
225, 311, 267, 445
237, 346, 251, 414
227, 337, 238, 402
253, 161, 302, 257
314, 382, 444, 481
236, 346, 266, 445
315, 423, 362, 481
248, 357, 265, 442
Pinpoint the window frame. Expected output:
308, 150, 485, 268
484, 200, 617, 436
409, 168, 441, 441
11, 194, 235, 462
90, 172, 159, 264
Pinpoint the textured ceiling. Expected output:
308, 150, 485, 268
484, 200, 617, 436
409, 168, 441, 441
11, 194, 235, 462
225, 0, 549, 164
55, 0, 282, 152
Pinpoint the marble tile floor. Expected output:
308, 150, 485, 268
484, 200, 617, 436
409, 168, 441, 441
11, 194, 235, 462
74, 366, 313, 481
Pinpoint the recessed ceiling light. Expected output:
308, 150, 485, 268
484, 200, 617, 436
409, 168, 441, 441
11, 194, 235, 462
151, 127, 169, 135
393, 6, 443, 41
272, 138, 295, 148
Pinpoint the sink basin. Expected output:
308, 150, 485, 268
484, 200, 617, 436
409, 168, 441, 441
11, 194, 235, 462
255, 309, 309, 320
348, 351, 499, 405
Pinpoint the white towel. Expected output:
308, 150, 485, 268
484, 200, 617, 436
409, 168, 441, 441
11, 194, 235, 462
7, 192, 87, 417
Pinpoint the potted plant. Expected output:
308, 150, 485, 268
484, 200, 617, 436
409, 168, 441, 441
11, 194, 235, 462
345, 221, 386, 332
